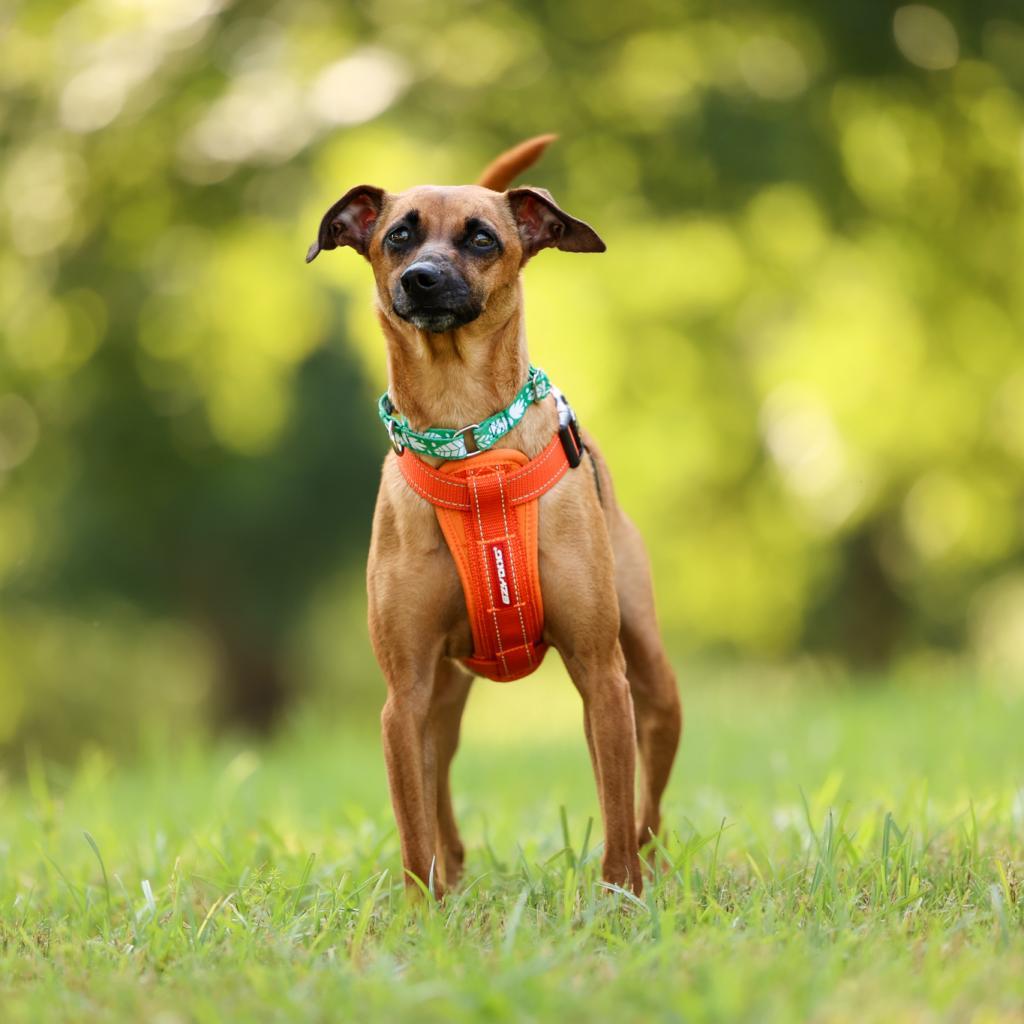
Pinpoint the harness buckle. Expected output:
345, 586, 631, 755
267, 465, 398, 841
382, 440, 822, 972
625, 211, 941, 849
559, 417, 583, 468
454, 423, 483, 457
552, 386, 584, 469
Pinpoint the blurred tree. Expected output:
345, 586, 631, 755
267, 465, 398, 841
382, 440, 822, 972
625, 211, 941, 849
2, 0, 1024, 756
49, 343, 382, 730
1, 0, 383, 737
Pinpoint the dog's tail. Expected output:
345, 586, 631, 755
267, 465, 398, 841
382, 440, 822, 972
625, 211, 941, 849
477, 134, 557, 191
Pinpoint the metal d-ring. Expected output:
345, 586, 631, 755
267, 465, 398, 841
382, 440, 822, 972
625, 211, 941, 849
385, 417, 405, 456
454, 423, 483, 457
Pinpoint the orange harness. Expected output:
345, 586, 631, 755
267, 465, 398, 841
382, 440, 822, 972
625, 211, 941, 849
396, 428, 582, 681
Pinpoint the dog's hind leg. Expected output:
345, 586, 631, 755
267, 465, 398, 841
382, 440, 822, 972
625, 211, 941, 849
611, 512, 683, 850
431, 659, 473, 889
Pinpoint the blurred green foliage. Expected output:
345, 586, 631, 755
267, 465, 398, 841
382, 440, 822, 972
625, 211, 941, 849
2, 0, 1024, 757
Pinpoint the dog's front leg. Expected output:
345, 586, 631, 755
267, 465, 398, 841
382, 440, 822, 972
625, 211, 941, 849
563, 645, 644, 894
544, 492, 644, 895
380, 673, 439, 896
369, 483, 458, 897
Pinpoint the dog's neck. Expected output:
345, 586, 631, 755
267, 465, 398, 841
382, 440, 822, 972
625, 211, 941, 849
378, 289, 532, 433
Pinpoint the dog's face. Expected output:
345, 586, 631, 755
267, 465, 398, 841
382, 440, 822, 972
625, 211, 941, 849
307, 184, 605, 333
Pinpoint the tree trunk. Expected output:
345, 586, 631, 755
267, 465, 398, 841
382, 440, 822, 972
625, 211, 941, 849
207, 618, 291, 734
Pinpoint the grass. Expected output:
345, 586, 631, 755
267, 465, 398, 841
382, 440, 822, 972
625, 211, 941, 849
1, 668, 1023, 1022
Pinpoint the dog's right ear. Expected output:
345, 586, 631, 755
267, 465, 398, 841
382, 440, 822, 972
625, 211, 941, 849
306, 185, 385, 263
507, 187, 606, 259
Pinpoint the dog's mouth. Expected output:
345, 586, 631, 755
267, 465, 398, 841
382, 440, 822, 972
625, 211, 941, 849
392, 298, 482, 334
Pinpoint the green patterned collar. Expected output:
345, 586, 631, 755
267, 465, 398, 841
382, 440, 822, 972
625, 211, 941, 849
378, 365, 552, 460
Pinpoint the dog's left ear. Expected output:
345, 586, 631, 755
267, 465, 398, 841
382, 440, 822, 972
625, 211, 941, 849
306, 185, 385, 263
507, 187, 606, 259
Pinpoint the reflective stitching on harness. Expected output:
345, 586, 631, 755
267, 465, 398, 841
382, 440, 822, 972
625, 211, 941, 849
495, 470, 533, 667
508, 444, 565, 503
511, 439, 559, 477
469, 473, 509, 676
401, 474, 470, 510
512, 461, 570, 503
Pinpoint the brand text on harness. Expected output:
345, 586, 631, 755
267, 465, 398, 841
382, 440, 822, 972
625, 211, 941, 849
492, 546, 511, 606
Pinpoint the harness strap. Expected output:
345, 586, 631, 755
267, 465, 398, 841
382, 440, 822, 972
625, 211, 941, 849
394, 432, 578, 682
394, 432, 572, 512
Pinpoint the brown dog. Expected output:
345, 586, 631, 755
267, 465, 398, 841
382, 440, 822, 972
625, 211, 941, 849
308, 136, 681, 897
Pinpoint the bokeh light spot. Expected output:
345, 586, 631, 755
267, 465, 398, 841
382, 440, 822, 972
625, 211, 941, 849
738, 35, 809, 100
310, 48, 410, 126
0, 394, 40, 471
893, 6, 959, 71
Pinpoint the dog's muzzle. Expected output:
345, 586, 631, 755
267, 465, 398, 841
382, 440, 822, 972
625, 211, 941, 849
393, 259, 480, 332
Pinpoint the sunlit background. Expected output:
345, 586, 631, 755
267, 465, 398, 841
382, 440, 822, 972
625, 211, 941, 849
2, 0, 1024, 762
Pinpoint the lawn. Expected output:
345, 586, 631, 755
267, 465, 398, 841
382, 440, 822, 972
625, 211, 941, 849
2, 668, 1022, 1022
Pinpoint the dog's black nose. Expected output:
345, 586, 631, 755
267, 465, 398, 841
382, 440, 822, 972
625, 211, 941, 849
401, 263, 443, 297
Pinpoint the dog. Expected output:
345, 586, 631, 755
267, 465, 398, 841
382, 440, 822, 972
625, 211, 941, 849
307, 136, 682, 897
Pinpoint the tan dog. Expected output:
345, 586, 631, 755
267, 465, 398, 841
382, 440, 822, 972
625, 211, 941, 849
308, 136, 682, 897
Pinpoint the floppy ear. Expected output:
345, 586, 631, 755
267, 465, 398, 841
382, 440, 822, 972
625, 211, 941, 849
507, 187, 606, 260
306, 185, 385, 263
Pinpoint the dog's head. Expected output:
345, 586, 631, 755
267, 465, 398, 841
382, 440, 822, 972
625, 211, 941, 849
306, 146, 605, 334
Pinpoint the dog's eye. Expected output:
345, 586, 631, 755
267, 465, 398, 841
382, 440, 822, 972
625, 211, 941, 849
470, 230, 496, 249
386, 227, 411, 247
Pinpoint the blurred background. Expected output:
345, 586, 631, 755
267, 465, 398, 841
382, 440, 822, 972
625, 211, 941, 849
2, 0, 1024, 765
